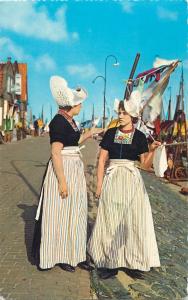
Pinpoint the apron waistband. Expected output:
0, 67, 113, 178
61, 145, 85, 156
106, 159, 138, 176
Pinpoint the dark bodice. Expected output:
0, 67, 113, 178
100, 127, 149, 160
49, 114, 80, 146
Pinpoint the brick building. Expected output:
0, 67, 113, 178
0, 57, 28, 142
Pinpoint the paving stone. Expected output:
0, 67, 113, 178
151, 283, 177, 299
129, 283, 151, 294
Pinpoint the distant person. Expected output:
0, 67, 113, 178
88, 91, 161, 279
29, 123, 34, 136
40, 124, 45, 136
34, 119, 39, 137
44, 123, 49, 133
32, 76, 103, 272
38, 119, 44, 136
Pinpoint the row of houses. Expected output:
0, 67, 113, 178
0, 57, 28, 142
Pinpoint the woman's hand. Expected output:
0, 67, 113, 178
150, 140, 161, 152
95, 186, 102, 199
79, 128, 105, 144
90, 128, 104, 138
58, 181, 68, 199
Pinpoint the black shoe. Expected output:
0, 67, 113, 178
77, 261, 94, 271
98, 268, 118, 279
123, 268, 144, 279
59, 263, 75, 272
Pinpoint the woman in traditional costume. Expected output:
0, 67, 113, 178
32, 76, 100, 272
88, 91, 161, 279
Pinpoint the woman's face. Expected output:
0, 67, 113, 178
118, 109, 132, 127
72, 103, 82, 116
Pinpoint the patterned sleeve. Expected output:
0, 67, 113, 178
49, 116, 67, 145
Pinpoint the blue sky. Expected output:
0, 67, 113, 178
0, 0, 187, 123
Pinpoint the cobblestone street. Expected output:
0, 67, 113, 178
0, 137, 95, 300
0, 136, 187, 300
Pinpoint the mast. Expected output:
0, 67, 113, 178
50, 105, 53, 121
41, 105, 44, 122
82, 111, 85, 123
181, 66, 184, 111
160, 101, 165, 121
167, 87, 172, 121
174, 67, 184, 120
92, 104, 95, 122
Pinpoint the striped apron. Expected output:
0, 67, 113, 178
88, 159, 160, 271
35, 146, 88, 269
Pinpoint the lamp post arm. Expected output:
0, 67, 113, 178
104, 54, 118, 91
104, 54, 118, 128
92, 75, 106, 84
92, 54, 118, 129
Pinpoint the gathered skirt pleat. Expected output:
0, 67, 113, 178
35, 155, 87, 269
87, 162, 160, 271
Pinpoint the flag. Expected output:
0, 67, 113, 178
153, 117, 161, 135
141, 74, 169, 123
80, 120, 92, 129
140, 60, 179, 123
93, 117, 101, 127
153, 57, 178, 68
107, 118, 119, 129
95, 118, 103, 128
75, 121, 80, 130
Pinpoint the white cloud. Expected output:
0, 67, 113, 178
157, 6, 178, 21
35, 54, 57, 72
66, 64, 97, 79
120, 1, 134, 13
0, 37, 29, 61
0, 2, 78, 42
0, 37, 56, 72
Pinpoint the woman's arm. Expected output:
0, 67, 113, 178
79, 128, 104, 145
96, 148, 109, 198
51, 142, 68, 198
79, 130, 92, 144
140, 141, 161, 170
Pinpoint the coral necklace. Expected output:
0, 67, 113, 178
58, 109, 78, 131
119, 127, 134, 134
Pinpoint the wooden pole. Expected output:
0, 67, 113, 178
124, 53, 140, 100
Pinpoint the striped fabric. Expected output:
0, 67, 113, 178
37, 151, 87, 269
88, 159, 160, 271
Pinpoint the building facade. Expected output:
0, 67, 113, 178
0, 57, 28, 142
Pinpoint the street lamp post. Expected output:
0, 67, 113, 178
92, 75, 106, 128
92, 54, 119, 128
